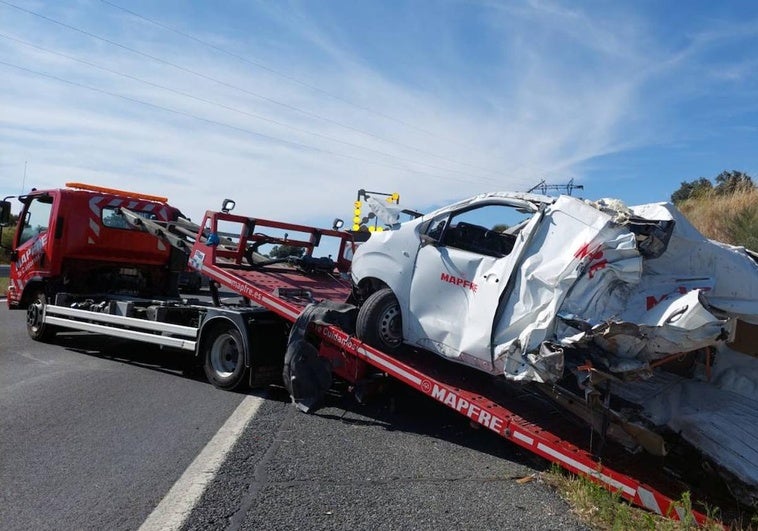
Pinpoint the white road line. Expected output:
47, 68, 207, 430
139, 395, 265, 531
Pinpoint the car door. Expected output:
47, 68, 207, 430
11, 194, 54, 287
406, 200, 541, 372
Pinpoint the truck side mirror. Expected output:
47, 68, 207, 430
0, 200, 11, 226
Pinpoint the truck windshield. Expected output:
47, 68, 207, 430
18, 196, 53, 246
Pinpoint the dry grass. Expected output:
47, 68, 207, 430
542, 465, 748, 530
0, 277, 8, 296
677, 187, 758, 251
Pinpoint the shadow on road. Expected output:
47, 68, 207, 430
55, 331, 210, 382
49, 330, 752, 523
286, 377, 551, 473
53, 329, 547, 471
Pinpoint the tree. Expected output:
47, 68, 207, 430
671, 178, 712, 204
268, 245, 305, 259
714, 170, 754, 196
672, 171, 755, 204
1, 213, 19, 263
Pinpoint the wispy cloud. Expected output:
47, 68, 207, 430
1, 0, 756, 221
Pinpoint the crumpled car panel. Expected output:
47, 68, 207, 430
494, 197, 758, 383
350, 191, 758, 502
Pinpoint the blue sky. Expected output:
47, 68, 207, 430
1, 0, 757, 224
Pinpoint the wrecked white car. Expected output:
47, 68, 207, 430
350, 191, 758, 505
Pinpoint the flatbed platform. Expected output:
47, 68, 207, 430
151, 205, 729, 524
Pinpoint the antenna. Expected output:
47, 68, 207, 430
21, 161, 27, 194
527, 178, 584, 196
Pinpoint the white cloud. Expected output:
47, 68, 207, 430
2, 0, 751, 224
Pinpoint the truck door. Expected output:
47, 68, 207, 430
10, 194, 55, 299
407, 201, 540, 371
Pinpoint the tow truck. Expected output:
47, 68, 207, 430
0, 183, 734, 524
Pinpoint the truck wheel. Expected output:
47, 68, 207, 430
203, 324, 248, 390
26, 291, 57, 342
356, 288, 403, 355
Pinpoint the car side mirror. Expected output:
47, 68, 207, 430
420, 234, 439, 247
0, 200, 11, 226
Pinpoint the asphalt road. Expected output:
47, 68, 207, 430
0, 306, 244, 531
183, 384, 586, 531
0, 263, 9, 277
1, 302, 586, 531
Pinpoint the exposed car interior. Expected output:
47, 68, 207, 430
443, 221, 516, 257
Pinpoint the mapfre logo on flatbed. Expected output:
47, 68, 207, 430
426, 381, 504, 433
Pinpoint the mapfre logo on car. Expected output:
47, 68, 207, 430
440, 272, 478, 292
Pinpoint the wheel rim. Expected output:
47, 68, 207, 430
379, 304, 402, 347
209, 333, 240, 378
26, 300, 43, 332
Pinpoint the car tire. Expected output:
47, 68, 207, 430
356, 288, 403, 355
202, 323, 248, 390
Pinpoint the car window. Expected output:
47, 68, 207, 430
425, 216, 448, 240
439, 204, 532, 257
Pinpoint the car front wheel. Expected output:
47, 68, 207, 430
356, 288, 403, 355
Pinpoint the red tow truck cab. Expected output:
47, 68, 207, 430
4, 182, 186, 309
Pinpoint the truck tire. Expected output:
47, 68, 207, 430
202, 323, 248, 390
26, 291, 57, 342
356, 288, 403, 355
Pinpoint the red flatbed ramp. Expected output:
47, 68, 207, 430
188, 214, 721, 525
314, 327, 717, 525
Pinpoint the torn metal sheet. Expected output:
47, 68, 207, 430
611, 359, 758, 506
350, 191, 758, 504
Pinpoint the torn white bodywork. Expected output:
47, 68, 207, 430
350, 191, 758, 503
